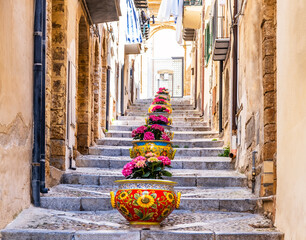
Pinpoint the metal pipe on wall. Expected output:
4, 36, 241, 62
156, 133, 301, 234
33, 0, 44, 206
219, 61, 223, 133
232, 0, 238, 130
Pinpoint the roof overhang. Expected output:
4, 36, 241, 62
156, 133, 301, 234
212, 38, 230, 61
125, 43, 142, 55
183, 6, 202, 29
85, 0, 122, 23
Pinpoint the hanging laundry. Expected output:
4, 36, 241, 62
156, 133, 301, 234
126, 0, 143, 43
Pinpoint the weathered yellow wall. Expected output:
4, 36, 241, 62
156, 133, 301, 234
276, 1, 306, 239
0, 0, 34, 229
235, 0, 264, 190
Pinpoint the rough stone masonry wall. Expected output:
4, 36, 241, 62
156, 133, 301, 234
49, 0, 68, 170
261, 0, 277, 200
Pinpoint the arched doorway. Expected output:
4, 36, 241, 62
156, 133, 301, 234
76, 16, 90, 154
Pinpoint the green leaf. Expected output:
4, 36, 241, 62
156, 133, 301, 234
161, 170, 172, 177
142, 212, 154, 221
154, 167, 162, 172
142, 172, 150, 178
151, 193, 157, 199
134, 208, 143, 218
151, 204, 157, 209
134, 193, 141, 199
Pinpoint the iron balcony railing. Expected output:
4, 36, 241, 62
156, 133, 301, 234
183, 0, 202, 6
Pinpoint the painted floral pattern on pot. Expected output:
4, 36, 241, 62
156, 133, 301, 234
112, 180, 180, 225
130, 140, 176, 160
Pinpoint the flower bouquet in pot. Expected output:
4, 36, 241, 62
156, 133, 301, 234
148, 105, 172, 114
110, 151, 181, 225
145, 115, 172, 126
130, 124, 175, 159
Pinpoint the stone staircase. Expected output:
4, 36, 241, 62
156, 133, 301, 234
1, 98, 283, 240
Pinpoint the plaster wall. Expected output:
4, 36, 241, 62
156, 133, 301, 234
276, 1, 306, 239
235, 0, 264, 191
0, 0, 34, 228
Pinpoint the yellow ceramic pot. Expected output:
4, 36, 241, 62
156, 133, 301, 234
129, 140, 176, 160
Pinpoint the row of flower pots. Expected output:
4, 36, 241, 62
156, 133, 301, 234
110, 88, 180, 225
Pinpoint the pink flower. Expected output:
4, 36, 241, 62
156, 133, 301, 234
165, 108, 170, 113
145, 152, 156, 158
132, 156, 146, 163
134, 160, 147, 168
151, 124, 164, 132
159, 115, 169, 124
162, 132, 170, 141
158, 156, 171, 166
122, 162, 135, 177
143, 132, 155, 140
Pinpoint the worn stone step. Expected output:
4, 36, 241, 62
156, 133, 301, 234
109, 125, 211, 132
126, 112, 202, 117
126, 109, 200, 114
61, 168, 247, 188
1, 207, 284, 240
106, 131, 219, 140
89, 145, 224, 157
96, 138, 223, 148
112, 120, 208, 127
76, 155, 233, 170
128, 105, 195, 111
117, 116, 204, 122
40, 185, 258, 212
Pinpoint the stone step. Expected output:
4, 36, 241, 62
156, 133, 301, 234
112, 120, 208, 127
106, 131, 219, 140
89, 145, 224, 157
96, 138, 223, 148
1, 207, 284, 240
61, 168, 247, 188
126, 109, 200, 114
117, 116, 204, 122
40, 184, 258, 212
128, 105, 195, 111
76, 155, 233, 170
126, 112, 202, 117
109, 125, 211, 132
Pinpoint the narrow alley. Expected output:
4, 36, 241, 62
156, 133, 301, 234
0, 0, 305, 239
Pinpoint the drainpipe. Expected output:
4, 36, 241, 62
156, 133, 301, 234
33, 0, 44, 206
194, 45, 198, 109
105, 68, 111, 130
40, 0, 48, 194
219, 61, 223, 133
121, 65, 125, 116
232, 0, 238, 130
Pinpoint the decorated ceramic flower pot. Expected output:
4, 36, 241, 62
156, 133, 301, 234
130, 140, 176, 159
110, 179, 181, 225
145, 116, 173, 126
155, 94, 171, 101
148, 104, 173, 114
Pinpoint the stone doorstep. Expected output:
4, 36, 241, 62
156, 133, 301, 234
95, 138, 223, 148
76, 156, 233, 170
88, 146, 225, 157
0, 207, 284, 240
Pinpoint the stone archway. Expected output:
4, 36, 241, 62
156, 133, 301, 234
76, 16, 90, 154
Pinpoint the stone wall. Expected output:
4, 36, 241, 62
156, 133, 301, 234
0, 0, 34, 228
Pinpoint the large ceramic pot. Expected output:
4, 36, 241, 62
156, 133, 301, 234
148, 104, 173, 114
130, 140, 176, 159
145, 117, 173, 126
110, 179, 181, 225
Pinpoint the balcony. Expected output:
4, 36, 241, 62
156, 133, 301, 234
184, 0, 202, 6
85, 0, 121, 23
183, 0, 202, 29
